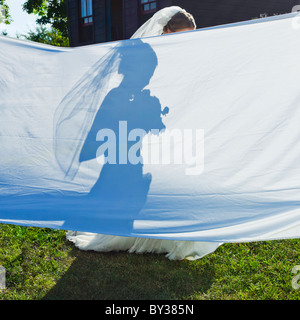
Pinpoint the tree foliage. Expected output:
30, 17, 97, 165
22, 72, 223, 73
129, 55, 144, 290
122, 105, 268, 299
22, 0, 68, 37
22, 24, 69, 47
0, 0, 12, 24
0, 0, 69, 46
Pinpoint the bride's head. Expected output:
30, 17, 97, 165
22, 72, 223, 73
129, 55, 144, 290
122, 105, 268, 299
163, 10, 196, 34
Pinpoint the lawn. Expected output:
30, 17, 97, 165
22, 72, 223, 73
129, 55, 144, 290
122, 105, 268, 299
0, 223, 300, 300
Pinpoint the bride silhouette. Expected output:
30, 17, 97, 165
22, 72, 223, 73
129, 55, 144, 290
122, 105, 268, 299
51, 38, 170, 234
78, 39, 169, 216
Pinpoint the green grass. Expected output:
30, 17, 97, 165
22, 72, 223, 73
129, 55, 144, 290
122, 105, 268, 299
0, 223, 300, 300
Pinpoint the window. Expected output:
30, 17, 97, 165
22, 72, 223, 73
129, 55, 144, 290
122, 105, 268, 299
81, 0, 93, 24
141, 0, 157, 14
79, 0, 93, 44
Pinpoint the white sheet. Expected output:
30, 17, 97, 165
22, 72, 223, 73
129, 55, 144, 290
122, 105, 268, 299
1, 13, 300, 243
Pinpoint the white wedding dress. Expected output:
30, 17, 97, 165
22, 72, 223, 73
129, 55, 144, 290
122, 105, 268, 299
67, 6, 222, 260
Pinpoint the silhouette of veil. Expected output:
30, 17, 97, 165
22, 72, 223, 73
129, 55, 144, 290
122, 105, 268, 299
54, 39, 169, 223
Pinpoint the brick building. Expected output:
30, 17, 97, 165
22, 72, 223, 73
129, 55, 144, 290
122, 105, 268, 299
66, 0, 300, 47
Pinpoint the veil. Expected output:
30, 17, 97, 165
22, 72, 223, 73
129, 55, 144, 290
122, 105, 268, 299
53, 47, 123, 179
130, 6, 184, 39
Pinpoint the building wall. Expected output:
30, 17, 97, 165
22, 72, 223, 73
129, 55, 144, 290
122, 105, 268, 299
123, 0, 139, 39
93, 0, 106, 44
66, 0, 80, 46
172, 0, 299, 29
67, 0, 300, 47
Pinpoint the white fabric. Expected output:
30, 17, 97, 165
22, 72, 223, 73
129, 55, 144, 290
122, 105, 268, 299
66, 231, 221, 260
1, 13, 300, 260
